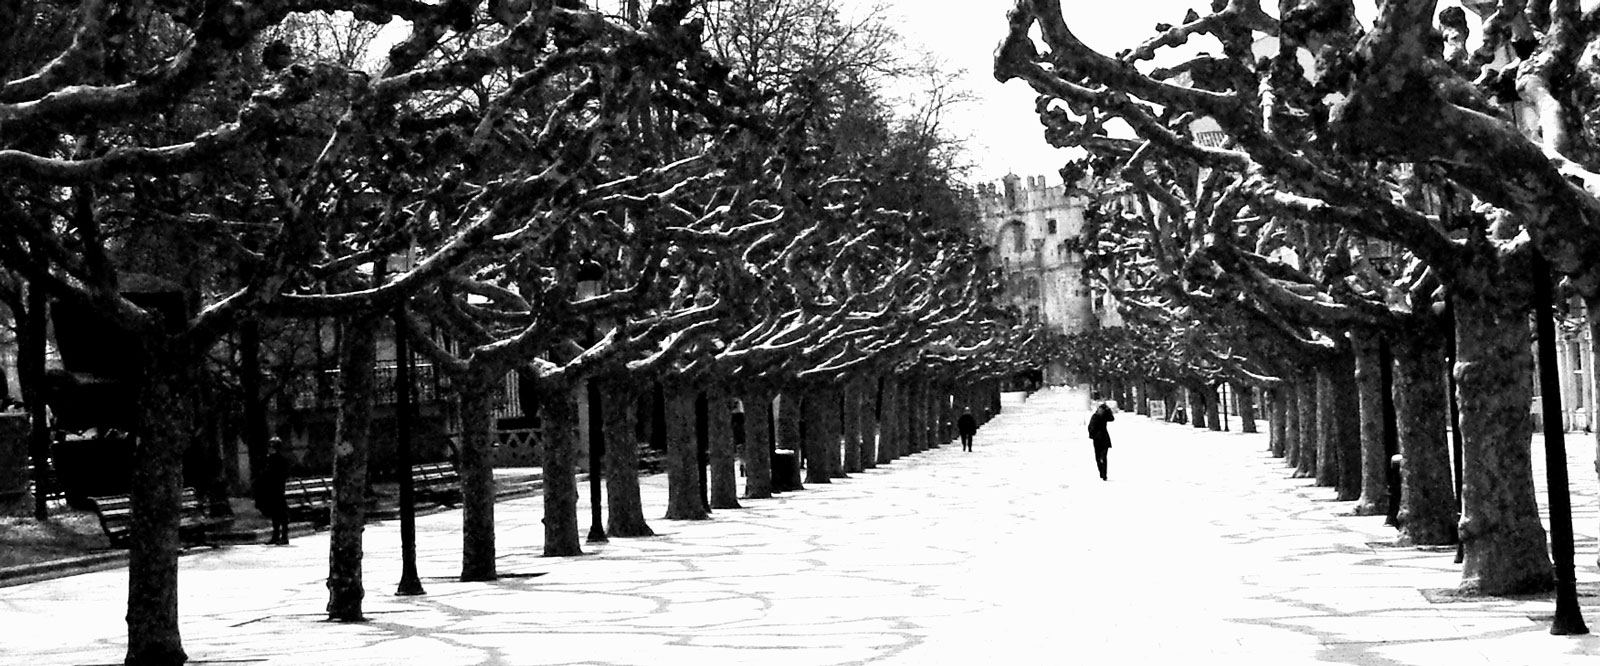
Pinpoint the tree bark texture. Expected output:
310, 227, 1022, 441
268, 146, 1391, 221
706, 384, 741, 510
1331, 349, 1363, 501
1315, 367, 1338, 487
328, 317, 375, 617
1283, 383, 1301, 467
1454, 291, 1552, 594
602, 380, 654, 537
240, 319, 269, 496
1294, 376, 1318, 479
540, 385, 583, 557
829, 384, 848, 477
842, 379, 864, 474
907, 381, 927, 454
457, 376, 498, 582
1269, 387, 1286, 458
1204, 384, 1221, 432
859, 377, 880, 470
802, 385, 836, 484
741, 389, 774, 499
935, 384, 954, 446
125, 343, 193, 666
1351, 331, 1389, 516
876, 379, 900, 464
1237, 383, 1258, 434
664, 385, 707, 520
1391, 334, 1459, 546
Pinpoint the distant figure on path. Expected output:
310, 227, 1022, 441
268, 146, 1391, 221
259, 437, 291, 545
1088, 402, 1115, 480
957, 411, 978, 451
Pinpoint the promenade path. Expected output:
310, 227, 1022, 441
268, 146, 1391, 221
6, 387, 1600, 665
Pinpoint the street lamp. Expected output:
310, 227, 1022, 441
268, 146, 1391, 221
393, 306, 425, 596
577, 259, 608, 544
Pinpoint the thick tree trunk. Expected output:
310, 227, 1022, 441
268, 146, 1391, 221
706, 384, 741, 509
1391, 334, 1458, 545
876, 379, 899, 465
1454, 290, 1552, 595
328, 317, 375, 617
935, 384, 954, 446
859, 377, 880, 470
1282, 384, 1300, 466
1351, 332, 1389, 516
125, 345, 193, 666
842, 379, 864, 473
457, 376, 498, 582
1236, 383, 1258, 434
907, 381, 927, 454
664, 385, 707, 520
828, 384, 848, 477
240, 320, 269, 496
602, 380, 653, 537
741, 389, 774, 499
802, 385, 835, 484
1331, 348, 1363, 501
1293, 375, 1318, 479
1204, 384, 1221, 432
1315, 367, 1338, 487
1268, 386, 1286, 457
540, 385, 582, 557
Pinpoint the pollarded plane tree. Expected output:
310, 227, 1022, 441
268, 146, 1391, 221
0, 0, 440, 659
395, 94, 766, 569
1085, 140, 1453, 525
291, 0, 748, 607
994, 0, 1578, 595
0, 0, 747, 658
1071, 57, 1456, 537
1075, 149, 1307, 433
1062, 72, 1465, 521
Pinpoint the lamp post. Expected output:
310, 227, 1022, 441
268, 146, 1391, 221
1532, 252, 1588, 635
577, 259, 608, 544
394, 306, 425, 596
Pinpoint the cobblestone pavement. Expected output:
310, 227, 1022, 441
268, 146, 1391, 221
6, 387, 1600, 665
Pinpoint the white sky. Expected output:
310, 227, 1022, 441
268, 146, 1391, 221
864, 0, 1390, 188
867, 0, 1220, 188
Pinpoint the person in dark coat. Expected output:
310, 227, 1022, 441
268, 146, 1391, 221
1087, 402, 1115, 480
957, 411, 978, 452
258, 437, 291, 545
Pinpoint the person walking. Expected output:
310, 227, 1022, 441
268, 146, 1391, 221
957, 411, 978, 452
1088, 402, 1115, 480
258, 437, 292, 545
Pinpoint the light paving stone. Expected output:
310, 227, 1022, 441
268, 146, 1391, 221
13, 387, 1600, 664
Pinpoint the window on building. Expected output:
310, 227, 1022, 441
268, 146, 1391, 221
1047, 218, 1057, 234
1011, 223, 1026, 253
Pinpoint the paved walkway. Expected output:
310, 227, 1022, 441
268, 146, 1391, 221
7, 387, 1600, 665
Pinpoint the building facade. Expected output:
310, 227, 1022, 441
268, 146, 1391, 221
975, 173, 1101, 384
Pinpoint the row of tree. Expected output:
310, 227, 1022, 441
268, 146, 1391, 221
1, 1, 1054, 664
996, 0, 1600, 604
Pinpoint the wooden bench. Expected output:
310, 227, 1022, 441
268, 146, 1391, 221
89, 487, 224, 548
282, 476, 333, 526
412, 461, 459, 506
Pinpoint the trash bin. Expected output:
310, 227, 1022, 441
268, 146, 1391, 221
771, 449, 801, 492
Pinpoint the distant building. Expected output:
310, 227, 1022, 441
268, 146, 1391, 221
975, 173, 1109, 385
